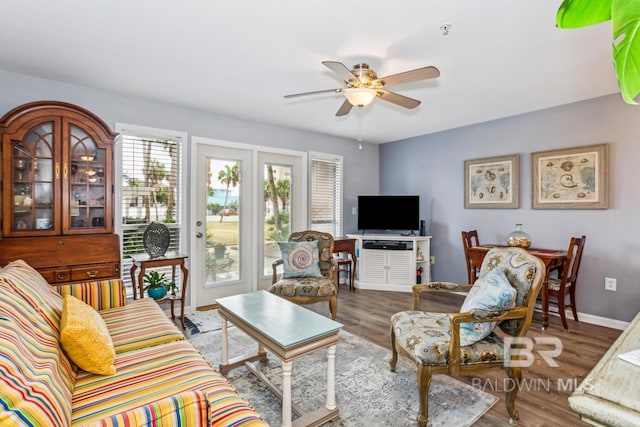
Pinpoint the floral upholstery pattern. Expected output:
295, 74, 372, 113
391, 248, 541, 367
459, 266, 516, 346
270, 230, 338, 319
391, 311, 506, 366
478, 247, 538, 306
269, 276, 337, 297
390, 247, 544, 427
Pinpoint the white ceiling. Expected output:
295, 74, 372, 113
0, 1, 620, 144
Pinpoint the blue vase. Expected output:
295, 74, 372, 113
147, 286, 167, 299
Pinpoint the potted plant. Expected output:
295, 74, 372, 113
143, 271, 175, 299
214, 243, 226, 260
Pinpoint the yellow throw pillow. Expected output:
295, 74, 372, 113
60, 294, 116, 375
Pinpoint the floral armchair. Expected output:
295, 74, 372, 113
390, 247, 545, 426
270, 230, 338, 319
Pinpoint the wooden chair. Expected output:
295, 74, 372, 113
390, 247, 545, 426
546, 235, 586, 331
270, 230, 338, 319
336, 257, 353, 291
461, 229, 480, 283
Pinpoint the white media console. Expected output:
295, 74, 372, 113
346, 234, 432, 292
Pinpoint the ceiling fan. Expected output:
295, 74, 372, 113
284, 61, 440, 117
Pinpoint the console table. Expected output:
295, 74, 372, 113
129, 251, 189, 329
569, 311, 640, 426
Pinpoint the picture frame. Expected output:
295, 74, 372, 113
464, 154, 520, 209
531, 143, 608, 209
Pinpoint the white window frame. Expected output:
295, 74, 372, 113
309, 151, 344, 237
114, 123, 189, 296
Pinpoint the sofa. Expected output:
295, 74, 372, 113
0, 259, 266, 426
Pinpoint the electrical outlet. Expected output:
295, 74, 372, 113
605, 277, 617, 291
430, 256, 435, 265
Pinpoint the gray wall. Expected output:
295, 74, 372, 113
0, 70, 379, 235
380, 93, 639, 323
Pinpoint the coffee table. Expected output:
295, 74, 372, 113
216, 291, 343, 427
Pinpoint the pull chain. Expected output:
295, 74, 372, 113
356, 107, 363, 150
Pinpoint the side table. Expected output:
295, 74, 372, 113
130, 252, 189, 329
333, 237, 357, 291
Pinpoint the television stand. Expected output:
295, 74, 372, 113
346, 234, 432, 292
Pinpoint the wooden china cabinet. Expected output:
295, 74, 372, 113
0, 101, 121, 285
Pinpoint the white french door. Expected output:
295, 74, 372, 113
257, 151, 305, 291
194, 144, 253, 307
192, 140, 305, 307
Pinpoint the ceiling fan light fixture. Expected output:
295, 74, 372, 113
345, 87, 377, 107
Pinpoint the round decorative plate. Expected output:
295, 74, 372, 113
143, 222, 170, 257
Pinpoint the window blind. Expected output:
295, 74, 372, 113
119, 135, 183, 295
310, 157, 342, 236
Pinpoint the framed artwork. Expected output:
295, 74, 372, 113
464, 154, 520, 209
531, 143, 608, 209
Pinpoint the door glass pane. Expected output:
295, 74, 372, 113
12, 123, 54, 232
263, 163, 292, 276
69, 125, 107, 230
206, 159, 240, 284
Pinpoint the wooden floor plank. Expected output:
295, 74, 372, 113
305, 287, 621, 427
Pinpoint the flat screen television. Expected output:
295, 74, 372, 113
357, 195, 419, 232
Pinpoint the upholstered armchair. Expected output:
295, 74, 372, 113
270, 230, 338, 319
390, 247, 545, 427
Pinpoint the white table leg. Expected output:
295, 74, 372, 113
326, 344, 337, 410
281, 360, 293, 427
221, 317, 228, 366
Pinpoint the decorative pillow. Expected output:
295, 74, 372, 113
459, 266, 517, 346
60, 295, 116, 375
278, 240, 323, 279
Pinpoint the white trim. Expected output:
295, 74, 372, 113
576, 312, 629, 330
537, 304, 630, 330
192, 136, 306, 158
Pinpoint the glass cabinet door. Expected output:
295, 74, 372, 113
67, 125, 108, 232
11, 123, 56, 233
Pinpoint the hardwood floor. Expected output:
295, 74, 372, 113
305, 287, 621, 427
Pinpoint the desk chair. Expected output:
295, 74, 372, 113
336, 256, 353, 291
546, 235, 586, 331
461, 230, 480, 283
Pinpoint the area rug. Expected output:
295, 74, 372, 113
183, 309, 222, 335
189, 316, 498, 426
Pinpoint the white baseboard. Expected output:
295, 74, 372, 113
568, 311, 629, 330
533, 302, 629, 330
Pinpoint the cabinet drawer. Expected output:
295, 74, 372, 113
70, 263, 120, 282
39, 268, 72, 284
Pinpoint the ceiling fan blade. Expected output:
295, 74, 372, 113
335, 99, 354, 116
284, 88, 344, 99
322, 61, 358, 84
376, 66, 440, 88
378, 90, 421, 109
